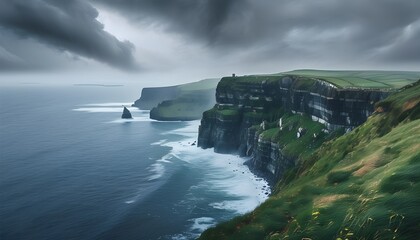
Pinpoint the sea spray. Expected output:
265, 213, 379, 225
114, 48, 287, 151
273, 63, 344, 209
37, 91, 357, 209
148, 121, 270, 238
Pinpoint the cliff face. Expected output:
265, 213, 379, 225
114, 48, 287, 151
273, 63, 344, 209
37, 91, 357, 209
216, 76, 390, 130
198, 108, 243, 153
250, 136, 295, 182
198, 75, 393, 180
132, 86, 179, 110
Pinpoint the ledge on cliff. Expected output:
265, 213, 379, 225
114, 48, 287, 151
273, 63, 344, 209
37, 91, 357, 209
199, 80, 420, 240
252, 112, 342, 158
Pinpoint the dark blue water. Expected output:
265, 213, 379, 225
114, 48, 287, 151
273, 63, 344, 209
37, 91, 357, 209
0, 86, 269, 240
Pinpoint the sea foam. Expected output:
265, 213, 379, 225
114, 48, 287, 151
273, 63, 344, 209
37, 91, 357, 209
76, 104, 270, 236
72, 107, 143, 113
190, 217, 216, 232
146, 163, 165, 181
73, 102, 147, 114
161, 121, 270, 212
107, 116, 154, 123
153, 120, 270, 238
79, 102, 134, 107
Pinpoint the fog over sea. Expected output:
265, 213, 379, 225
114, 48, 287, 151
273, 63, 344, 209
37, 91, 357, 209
0, 86, 269, 240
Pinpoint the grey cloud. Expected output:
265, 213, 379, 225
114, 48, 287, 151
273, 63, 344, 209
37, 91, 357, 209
94, 0, 241, 44
375, 18, 420, 62
0, 42, 23, 71
0, 0, 138, 71
0, 45, 25, 71
96, 0, 420, 64
0, 28, 95, 72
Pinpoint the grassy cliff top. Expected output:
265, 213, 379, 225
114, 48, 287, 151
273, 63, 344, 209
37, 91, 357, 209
200, 81, 420, 239
220, 70, 420, 90
284, 69, 420, 89
177, 78, 220, 92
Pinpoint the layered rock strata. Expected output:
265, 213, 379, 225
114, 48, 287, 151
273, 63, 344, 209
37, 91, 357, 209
198, 75, 392, 180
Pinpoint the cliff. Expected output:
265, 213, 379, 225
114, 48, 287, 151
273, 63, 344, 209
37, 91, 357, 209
132, 78, 219, 120
198, 70, 419, 181
199, 80, 420, 240
149, 88, 216, 121
132, 86, 179, 110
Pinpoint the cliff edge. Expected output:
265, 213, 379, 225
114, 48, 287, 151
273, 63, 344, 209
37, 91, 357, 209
198, 70, 419, 181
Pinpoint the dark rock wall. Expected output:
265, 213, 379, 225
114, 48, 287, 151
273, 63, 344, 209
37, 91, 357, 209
198, 109, 242, 153
198, 75, 392, 181
215, 76, 390, 130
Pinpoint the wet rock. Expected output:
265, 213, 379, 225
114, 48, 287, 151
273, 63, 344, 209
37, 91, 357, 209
121, 106, 133, 119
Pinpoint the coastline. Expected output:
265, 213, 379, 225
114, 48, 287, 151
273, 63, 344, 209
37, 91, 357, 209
157, 120, 271, 238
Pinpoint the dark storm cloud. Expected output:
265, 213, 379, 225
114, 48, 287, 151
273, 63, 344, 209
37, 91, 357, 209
96, 0, 420, 64
94, 0, 241, 43
0, 0, 138, 70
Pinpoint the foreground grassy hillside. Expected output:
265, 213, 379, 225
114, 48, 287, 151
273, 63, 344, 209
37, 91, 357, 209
148, 78, 219, 120
200, 81, 420, 239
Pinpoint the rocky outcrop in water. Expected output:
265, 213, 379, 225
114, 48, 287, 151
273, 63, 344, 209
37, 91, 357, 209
121, 106, 133, 119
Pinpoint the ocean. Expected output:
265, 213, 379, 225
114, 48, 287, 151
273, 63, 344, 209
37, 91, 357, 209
0, 86, 269, 240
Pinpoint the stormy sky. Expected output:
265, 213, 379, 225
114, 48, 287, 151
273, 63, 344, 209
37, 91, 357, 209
0, 0, 419, 85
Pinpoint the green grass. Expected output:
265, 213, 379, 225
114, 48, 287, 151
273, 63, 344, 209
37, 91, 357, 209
284, 69, 420, 89
200, 81, 420, 240
217, 75, 281, 92
218, 70, 419, 91
201, 106, 242, 121
260, 128, 279, 140
256, 113, 340, 158
219, 109, 239, 116
150, 100, 214, 120
177, 78, 220, 92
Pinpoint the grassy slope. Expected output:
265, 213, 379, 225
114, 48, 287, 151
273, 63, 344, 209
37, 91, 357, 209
224, 70, 419, 89
177, 78, 220, 92
256, 113, 342, 158
150, 78, 219, 120
200, 81, 420, 240
283, 69, 420, 89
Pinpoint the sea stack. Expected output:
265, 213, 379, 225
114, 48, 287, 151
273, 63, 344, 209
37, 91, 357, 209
121, 106, 133, 119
